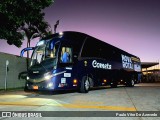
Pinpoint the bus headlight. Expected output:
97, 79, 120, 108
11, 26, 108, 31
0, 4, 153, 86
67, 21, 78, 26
44, 75, 52, 80
26, 76, 30, 80
47, 83, 53, 88
44, 72, 53, 80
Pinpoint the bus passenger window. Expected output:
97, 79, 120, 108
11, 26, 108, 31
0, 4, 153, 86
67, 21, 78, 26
61, 47, 72, 63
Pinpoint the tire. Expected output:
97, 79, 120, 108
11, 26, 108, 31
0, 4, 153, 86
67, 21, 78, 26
136, 80, 139, 84
110, 82, 117, 88
80, 76, 90, 93
24, 83, 31, 92
127, 79, 135, 87
134, 79, 139, 84
24, 85, 29, 92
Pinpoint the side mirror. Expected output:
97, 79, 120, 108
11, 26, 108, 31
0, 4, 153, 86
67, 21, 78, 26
20, 47, 35, 57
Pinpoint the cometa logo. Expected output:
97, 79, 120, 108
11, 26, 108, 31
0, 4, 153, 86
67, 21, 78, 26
92, 60, 112, 69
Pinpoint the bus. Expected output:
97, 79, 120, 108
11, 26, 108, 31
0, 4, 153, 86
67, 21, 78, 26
21, 31, 141, 93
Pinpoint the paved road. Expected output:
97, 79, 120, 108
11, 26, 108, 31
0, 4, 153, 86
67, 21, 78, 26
0, 83, 160, 120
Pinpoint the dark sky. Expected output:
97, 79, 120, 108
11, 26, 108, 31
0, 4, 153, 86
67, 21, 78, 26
0, 0, 160, 62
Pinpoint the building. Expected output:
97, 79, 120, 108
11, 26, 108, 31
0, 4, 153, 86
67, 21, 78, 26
141, 62, 160, 82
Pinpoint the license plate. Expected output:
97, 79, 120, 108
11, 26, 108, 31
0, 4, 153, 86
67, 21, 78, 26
33, 86, 38, 90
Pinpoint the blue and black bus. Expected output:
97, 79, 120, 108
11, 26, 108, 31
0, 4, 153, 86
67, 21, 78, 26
21, 31, 141, 93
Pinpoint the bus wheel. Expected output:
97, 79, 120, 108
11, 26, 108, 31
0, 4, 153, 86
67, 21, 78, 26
110, 82, 117, 88
24, 85, 30, 92
127, 79, 135, 87
80, 76, 90, 93
135, 79, 139, 84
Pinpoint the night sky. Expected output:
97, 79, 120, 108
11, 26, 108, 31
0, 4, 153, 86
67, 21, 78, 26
0, 0, 160, 62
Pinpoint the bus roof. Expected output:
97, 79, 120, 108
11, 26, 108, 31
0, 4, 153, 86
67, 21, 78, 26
41, 31, 140, 60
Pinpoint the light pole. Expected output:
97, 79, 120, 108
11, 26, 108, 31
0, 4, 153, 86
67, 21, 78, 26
5, 60, 9, 90
54, 20, 60, 33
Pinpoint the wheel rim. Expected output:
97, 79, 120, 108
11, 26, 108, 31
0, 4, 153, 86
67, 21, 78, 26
85, 79, 90, 90
131, 80, 134, 86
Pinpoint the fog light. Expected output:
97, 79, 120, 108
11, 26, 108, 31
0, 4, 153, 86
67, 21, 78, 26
48, 83, 53, 88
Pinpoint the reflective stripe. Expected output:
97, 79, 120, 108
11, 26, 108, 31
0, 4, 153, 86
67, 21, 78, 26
53, 71, 66, 77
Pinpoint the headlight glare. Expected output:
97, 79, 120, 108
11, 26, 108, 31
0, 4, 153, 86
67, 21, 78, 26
44, 72, 52, 80
26, 76, 29, 80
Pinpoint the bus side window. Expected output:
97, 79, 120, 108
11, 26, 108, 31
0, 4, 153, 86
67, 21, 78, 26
81, 38, 103, 58
61, 47, 73, 63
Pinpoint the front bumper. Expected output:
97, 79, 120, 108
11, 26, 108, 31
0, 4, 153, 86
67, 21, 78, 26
26, 80, 54, 91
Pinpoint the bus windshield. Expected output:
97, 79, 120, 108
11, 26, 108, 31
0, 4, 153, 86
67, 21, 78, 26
30, 40, 60, 68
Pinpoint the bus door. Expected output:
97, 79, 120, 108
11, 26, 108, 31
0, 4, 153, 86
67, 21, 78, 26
57, 45, 77, 88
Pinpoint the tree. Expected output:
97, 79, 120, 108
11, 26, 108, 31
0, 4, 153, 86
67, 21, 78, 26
0, 0, 54, 69
0, 0, 54, 48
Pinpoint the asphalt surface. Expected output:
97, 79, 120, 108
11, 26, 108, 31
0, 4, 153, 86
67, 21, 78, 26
0, 83, 159, 120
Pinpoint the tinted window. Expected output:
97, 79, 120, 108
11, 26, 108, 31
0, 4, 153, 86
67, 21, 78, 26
81, 37, 124, 62
81, 38, 101, 58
